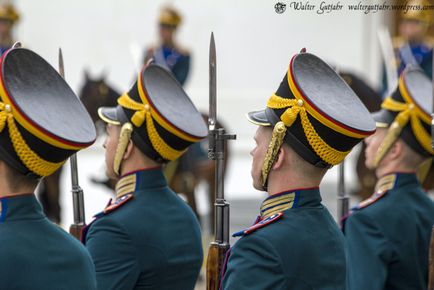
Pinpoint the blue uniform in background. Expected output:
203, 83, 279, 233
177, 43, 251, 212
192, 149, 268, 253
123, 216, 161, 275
222, 188, 346, 290
344, 173, 434, 290
145, 45, 190, 86
0, 194, 97, 290
84, 168, 203, 290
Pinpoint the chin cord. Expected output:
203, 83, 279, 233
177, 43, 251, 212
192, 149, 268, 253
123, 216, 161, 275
113, 122, 133, 176
260, 122, 287, 190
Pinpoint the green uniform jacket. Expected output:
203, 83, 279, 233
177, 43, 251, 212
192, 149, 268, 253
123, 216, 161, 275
84, 168, 203, 290
0, 194, 97, 290
222, 188, 346, 290
344, 173, 434, 290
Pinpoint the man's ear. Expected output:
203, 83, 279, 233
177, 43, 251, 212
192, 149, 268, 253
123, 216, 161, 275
123, 140, 134, 160
387, 140, 404, 160
272, 147, 285, 170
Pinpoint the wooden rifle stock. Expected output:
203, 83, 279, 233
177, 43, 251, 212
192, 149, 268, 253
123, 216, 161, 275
206, 242, 230, 290
428, 226, 434, 290
69, 224, 84, 240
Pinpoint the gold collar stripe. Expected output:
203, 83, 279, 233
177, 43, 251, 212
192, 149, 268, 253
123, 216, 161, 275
286, 58, 371, 139
116, 184, 136, 199
260, 192, 297, 218
375, 174, 397, 193
262, 203, 293, 218
115, 174, 136, 190
136, 73, 200, 143
261, 193, 294, 208
0, 75, 83, 150
115, 174, 137, 198
267, 94, 350, 165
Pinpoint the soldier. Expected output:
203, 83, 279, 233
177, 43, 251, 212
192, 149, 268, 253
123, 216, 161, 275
0, 3, 19, 55
0, 47, 97, 289
381, 0, 433, 95
144, 6, 190, 86
221, 51, 376, 289
83, 64, 207, 289
344, 67, 434, 289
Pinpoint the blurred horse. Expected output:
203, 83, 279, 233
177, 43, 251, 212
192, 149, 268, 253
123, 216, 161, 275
79, 72, 229, 232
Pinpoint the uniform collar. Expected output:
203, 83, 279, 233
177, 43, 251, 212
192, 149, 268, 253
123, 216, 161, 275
115, 167, 167, 198
0, 194, 45, 223
260, 187, 321, 219
374, 172, 418, 193
352, 172, 419, 211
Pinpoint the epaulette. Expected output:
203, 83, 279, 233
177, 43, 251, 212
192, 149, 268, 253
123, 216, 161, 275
104, 193, 134, 214
232, 212, 283, 237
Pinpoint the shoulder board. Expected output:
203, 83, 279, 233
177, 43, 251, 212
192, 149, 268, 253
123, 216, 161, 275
104, 193, 134, 214
353, 190, 388, 210
232, 212, 283, 237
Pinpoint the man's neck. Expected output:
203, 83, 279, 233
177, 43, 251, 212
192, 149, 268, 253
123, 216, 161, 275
120, 164, 160, 177
0, 190, 36, 198
267, 174, 320, 196
375, 163, 415, 179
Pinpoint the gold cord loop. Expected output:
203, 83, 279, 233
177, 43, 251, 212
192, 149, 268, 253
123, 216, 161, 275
118, 93, 186, 161
374, 96, 433, 167
267, 94, 349, 165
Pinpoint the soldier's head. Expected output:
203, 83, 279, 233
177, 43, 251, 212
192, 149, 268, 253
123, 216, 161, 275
0, 47, 96, 194
98, 64, 207, 179
158, 6, 182, 45
247, 50, 376, 192
367, 67, 433, 175
399, 0, 432, 42
0, 3, 19, 42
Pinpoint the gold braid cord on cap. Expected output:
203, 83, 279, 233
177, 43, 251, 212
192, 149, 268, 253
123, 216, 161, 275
0, 102, 64, 176
267, 94, 350, 166
117, 93, 187, 161
261, 121, 287, 187
373, 81, 434, 167
113, 122, 133, 176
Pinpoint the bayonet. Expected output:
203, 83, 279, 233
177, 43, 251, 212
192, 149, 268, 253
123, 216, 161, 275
59, 48, 86, 240
206, 33, 236, 290
209, 33, 217, 132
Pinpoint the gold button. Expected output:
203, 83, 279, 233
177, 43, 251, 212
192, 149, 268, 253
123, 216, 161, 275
144, 104, 150, 111
297, 99, 303, 106
5, 104, 11, 112
408, 104, 414, 110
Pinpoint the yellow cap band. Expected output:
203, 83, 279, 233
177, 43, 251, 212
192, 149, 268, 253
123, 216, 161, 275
0, 102, 65, 176
267, 94, 350, 165
117, 93, 187, 161
381, 79, 433, 155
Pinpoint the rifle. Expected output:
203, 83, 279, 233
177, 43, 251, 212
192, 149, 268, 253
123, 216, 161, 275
206, 33, 236, 290
337, 160, 349, 227
58, 49, 86, 240
428, 48, 434, 290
